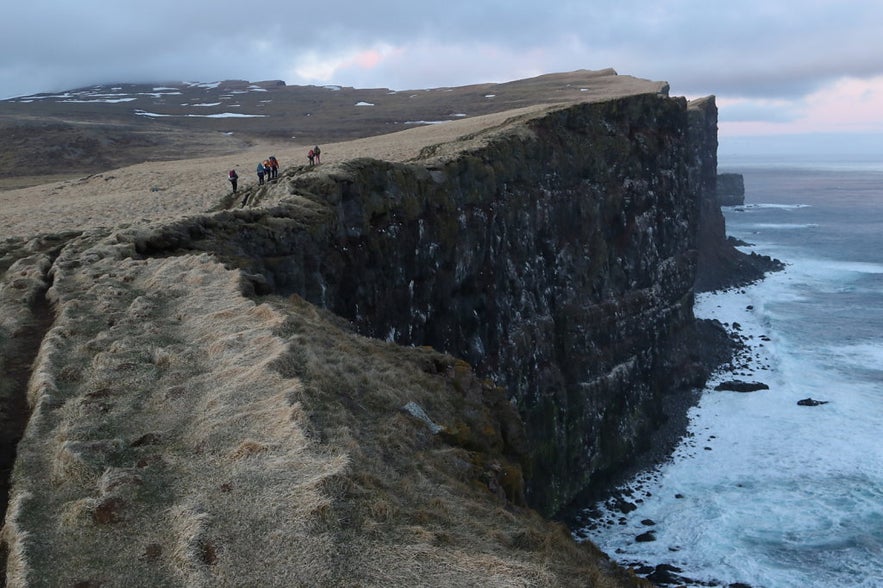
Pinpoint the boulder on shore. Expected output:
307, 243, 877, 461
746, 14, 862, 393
797, 398, 830, 406
714, 380, 770, 392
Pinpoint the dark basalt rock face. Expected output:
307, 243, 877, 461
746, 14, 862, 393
695, 172, 784, 292
132, 93, 730, 516
717, 173, 745, 206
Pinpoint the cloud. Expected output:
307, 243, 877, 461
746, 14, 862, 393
718, 98, 803, 125
3, 0, 883, 142
720, 76, 883, 136
286, 41, 550, 91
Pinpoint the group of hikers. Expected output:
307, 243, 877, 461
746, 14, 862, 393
226, 146, 322, 199
256, 156, 279, 185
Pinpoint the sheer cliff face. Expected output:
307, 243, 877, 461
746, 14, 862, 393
138, 93, 719, 515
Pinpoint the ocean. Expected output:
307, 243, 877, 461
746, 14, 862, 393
577, 157, 883, 587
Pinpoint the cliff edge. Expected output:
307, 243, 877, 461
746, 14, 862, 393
0, 70, 733, 586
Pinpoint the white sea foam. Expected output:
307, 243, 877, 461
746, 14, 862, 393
731, 203, 811, 210
748, 222, 820, 230
827, 260, 883, 274
822, 342, 883, 372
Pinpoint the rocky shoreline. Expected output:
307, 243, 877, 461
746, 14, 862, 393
566, 247, 787, 587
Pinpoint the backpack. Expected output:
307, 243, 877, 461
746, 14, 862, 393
228, 170, 237, 179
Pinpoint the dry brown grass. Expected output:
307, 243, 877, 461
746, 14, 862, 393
3, 249, 354, 585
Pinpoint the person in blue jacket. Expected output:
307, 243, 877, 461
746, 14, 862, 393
256, 162, 266, 185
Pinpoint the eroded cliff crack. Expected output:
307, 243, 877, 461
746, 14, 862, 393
0, 237, 70, 584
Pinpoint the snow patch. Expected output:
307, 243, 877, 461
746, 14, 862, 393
134, 110, 267, 118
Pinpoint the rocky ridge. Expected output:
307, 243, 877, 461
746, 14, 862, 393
0, 70, 752, 585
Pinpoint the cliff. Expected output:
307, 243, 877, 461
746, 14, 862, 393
133, 92, 723, 515
694, 171, 783, 292
0, 75, 732, 585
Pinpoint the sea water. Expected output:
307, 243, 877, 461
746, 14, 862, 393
577, 160, 883, 587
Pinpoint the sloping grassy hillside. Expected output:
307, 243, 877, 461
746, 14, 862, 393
1, 228, 648, 586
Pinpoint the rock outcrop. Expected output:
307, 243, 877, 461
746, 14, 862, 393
695, 169, 782, 291
716, 173, 745, 205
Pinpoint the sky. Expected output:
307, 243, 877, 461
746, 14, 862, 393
3, 1, 883, 158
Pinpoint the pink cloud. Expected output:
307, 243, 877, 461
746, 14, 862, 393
346, 47, 398, 70
802, 76, 883, 131
720, 76, 883, 137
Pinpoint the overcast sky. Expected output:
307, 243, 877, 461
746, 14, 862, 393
3, 1, 883, 156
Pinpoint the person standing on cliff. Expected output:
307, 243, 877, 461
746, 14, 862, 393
268, 156, 279, 179
307, 149, 315, 166
256, 162, 266, 185
313, 145, 321, 164
227, 169, 238, 193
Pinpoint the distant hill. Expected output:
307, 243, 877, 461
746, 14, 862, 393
0, 69, 642, 189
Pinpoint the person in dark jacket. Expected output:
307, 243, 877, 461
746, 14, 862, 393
313, 145, 321, 164
228, 169, 238, 192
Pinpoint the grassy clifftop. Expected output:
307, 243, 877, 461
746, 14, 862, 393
0, 70, 671, 586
